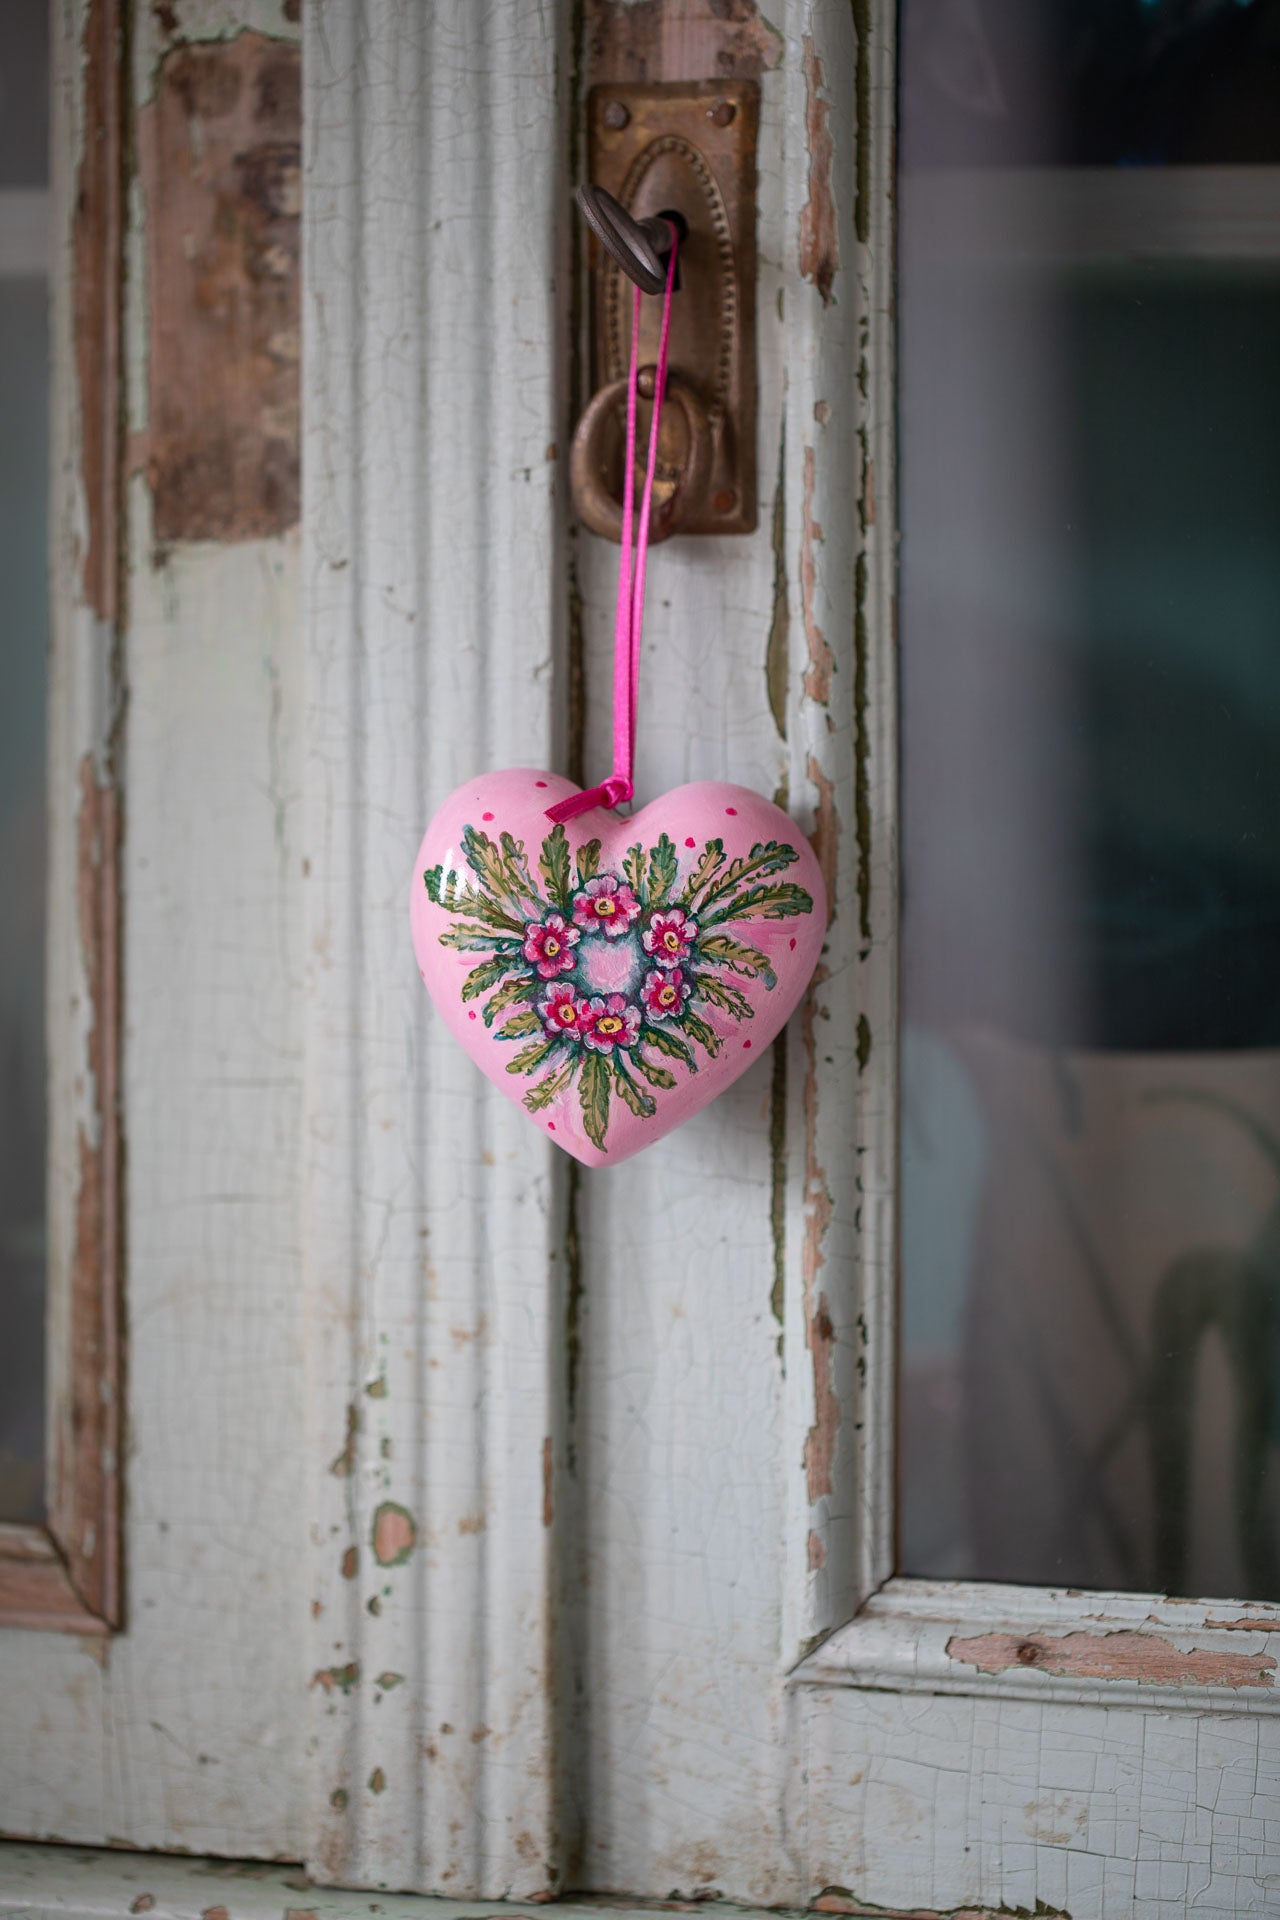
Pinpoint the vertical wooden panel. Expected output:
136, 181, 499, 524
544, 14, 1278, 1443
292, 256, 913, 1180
0, 0, 309, 1858
567, 0, 882, 1901
302, 1, 571, 1896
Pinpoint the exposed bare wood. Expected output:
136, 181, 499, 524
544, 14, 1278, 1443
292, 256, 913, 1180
139, 34, 300, 541
587, 0, 784, 86
0, 1527, 110, 1636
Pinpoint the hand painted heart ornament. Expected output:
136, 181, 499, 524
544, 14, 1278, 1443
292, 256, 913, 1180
409, 227, 825, 1164
411, 771, 825, 1166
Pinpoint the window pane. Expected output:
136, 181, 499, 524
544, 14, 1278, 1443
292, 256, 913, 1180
0, 2, 49, 1525
899, 0, 1280, 1598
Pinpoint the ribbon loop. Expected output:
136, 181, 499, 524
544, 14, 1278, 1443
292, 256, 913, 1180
547, 224, 679, 825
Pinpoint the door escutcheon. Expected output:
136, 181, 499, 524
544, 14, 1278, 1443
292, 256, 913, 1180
571, 80, 759, 542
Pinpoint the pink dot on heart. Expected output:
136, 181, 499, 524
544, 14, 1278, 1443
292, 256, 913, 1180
548, 1121, 556, 1131
482, 811, 494, 821
685, 836, 696, 848
743, 1040, 752, 1049
789, 937, 797, 949
725, 806, 738, 815
468, 1010, 477, 1020
536, 781, 547, 788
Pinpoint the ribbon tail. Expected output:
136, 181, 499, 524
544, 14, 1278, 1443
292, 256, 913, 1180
546, 775, 633, 825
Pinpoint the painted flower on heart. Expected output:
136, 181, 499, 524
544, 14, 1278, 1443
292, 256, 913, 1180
581, 994, 642, 1053
641, 969, 691, 1021
523, 911, 579, 978
642, 906, 697, 969
538, 981, 592, 1040
423, 817, 815, 1153
572, 874, 640, 938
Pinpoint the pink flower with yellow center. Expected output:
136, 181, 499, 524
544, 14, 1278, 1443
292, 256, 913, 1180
642, 906, 697, 969
538, 980, 591, 1039
572, 874, 640, 939
640, 969, 691, 1021
523, 911, 580, 979
581, 993, 642, 1053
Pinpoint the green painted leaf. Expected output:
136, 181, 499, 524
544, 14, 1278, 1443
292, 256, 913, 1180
539, 824, 572, 909
498, 1008, 541, 1039
482, 975, 538, 1029
701, 880, 814, 927
439, 924, 521, 953
578, 1049, 612, 1150
507, 1036, 561, 1076
644, 1025, 696, 1070
631, 1053, 677, 1091
694, 973, 755, 1021
647, 834, 679, 910
461, 954, 512, 1001
697, 841, 800, 916
524, 1057, 576, 1111
612, 1057, 656, 1121
679, 838, 724, 907
424, 865, 523, 929
622, 843, 647, 903
461, 824, 528, 912
696, 932, 777, 987
499, 832, 542, 908
681, 1009, 721, 1057
575, 839, 602, 885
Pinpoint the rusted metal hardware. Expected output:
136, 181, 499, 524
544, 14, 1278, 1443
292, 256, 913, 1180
570, 80, 759, 542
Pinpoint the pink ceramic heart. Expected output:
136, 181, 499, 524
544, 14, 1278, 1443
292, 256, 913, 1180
411, 770, 827, 1166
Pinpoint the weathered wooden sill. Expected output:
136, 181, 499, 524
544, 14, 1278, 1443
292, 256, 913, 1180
0, 1847, 1006, 1920
794, 1575, 1280, 1713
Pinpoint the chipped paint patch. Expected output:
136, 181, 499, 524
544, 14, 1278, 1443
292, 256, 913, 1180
800, 447, 835, 705
806, 752, 837, 921
139, 33, 300, 540
799, 37, 838, 306
371, 1502, 417, 1567
311, 1662, 359, 1696
766, 428, 789, 740
340, 1546, 358, 1581
457, 1512, 486, 1536
807, 1529, 826, 1571
853, 551, 872, 948
368, 1768, 386, 1794
375, 1671, 404, 1691
801, 966, 838, 1505
768, 1032, 787, 1346
51, 759, 124, 1624
329, 1403, 358, 1477
74, 0, 125, 625
948, 1629, 1277, 1690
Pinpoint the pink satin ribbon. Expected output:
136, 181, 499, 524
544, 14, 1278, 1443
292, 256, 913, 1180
547, 224, 679, 824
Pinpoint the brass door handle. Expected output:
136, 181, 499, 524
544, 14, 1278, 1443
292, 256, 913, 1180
569, 368, 712, 545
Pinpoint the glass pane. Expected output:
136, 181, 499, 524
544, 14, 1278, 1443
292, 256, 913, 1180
899, 0, 1280, 1598
0, 1, 49, 1525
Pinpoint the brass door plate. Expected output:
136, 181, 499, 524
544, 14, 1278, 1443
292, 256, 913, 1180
585, 80, 759, 536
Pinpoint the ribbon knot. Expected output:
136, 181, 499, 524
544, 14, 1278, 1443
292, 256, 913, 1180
547, 226, 679, 828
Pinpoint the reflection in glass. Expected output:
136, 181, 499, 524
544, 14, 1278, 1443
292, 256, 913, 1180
899, 0, 1280, 1598
0, 3, 50, 1524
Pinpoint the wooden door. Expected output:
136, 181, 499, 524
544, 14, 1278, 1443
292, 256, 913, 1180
3, 5, 1279, 1918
